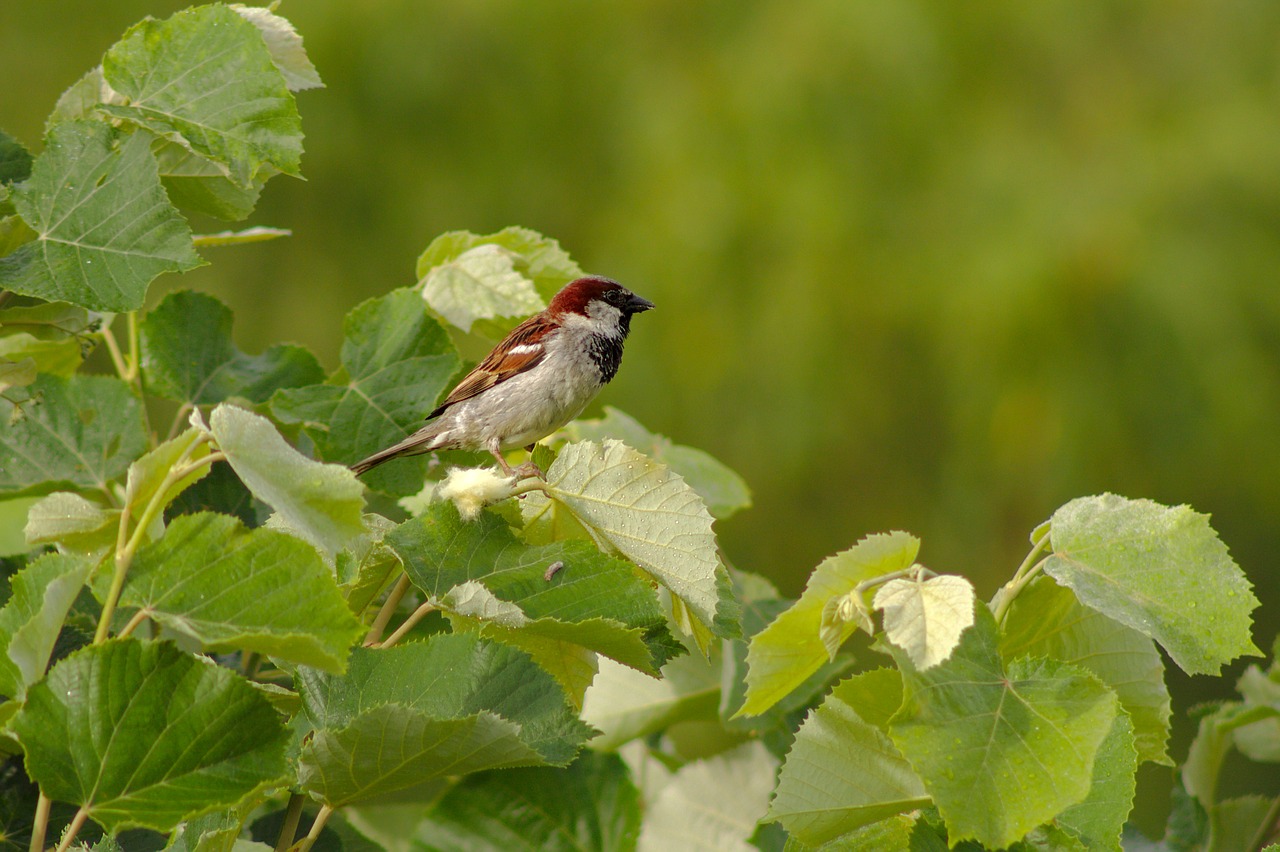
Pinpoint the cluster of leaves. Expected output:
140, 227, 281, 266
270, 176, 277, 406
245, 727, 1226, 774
0, 5, 1273, 852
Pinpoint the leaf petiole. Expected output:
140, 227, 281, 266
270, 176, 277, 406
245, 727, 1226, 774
991, 534, 1051, 626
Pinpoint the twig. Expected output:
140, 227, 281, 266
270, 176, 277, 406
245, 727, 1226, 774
274, 792, 306, 852
291, 804, 333, 852
378, 601, 436, 649
364, 573, 410, 646
28, 792, 50, 852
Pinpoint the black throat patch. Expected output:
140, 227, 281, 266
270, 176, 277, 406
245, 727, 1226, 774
586, 331, 627, 383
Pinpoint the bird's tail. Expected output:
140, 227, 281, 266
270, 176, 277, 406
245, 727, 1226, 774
351, 429, 443, 476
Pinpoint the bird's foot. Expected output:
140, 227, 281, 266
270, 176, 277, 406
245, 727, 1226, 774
509, 460, 545, 481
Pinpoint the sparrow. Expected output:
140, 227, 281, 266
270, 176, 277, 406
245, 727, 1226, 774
352, 275, 655, 479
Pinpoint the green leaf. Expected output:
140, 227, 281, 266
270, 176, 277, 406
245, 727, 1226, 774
141, 291, 323, 405
0, 302, 95, 377
101, 5, 302, 187
122, 513, 363, 672
522, 439, 739, 648
737, 532, 918, 718
419, 243, 546, 333
0, 121, 202, 311
874, 574, 974, 671
296, 636, 593, 806
1044, 494, 1260, 675
0, 358, 36, 394
155, 142, 264, 222
387, 502, 678, 675
0, 130, 33, 185
416, 752, 641, 852
1053, 711, 1137, 852
208, 403, 365, 560
636, 741, 777, 852
23, 491, 117, 555
336, 514, 402, 615
566, 407, 752, 520
580, 654, 721, 751
11, 638, 288, 833
0, 374, 148, 497
271, 288, 460, 497
123, 428, 212, 532
1000, 576, 1172, 765
1233, 664, 1280, 763
231, 4, 324, 92
416, 227, 583, 307
0, 553, 90, 699
768, 669, 928, 845
888, 603, 1118, 849
0, 495, 40, 556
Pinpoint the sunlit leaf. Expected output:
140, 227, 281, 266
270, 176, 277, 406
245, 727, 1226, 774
580, 655, 721, 751
565, 407, 752, 519
209, 403, 365, 560
1044, 494, 1260, 675
1000, 576, 1172, 765
737, 532, 918, 718
636, 741, 777, 852
888, 603, 1118, 849
522, 439, 739, 648
231, 4, 323, 91
767, 669, 928, 845
873, 573, 974, 671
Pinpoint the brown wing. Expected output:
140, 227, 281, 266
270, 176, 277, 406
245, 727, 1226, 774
425, 314, 552, 419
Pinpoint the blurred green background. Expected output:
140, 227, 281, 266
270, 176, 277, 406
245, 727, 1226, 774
5, 0, 1280, 826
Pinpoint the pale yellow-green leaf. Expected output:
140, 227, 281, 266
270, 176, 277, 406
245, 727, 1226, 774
873, 573, 975, 670
737, 532, 919, 718
420, 243, 545, 333
24, 491, 117, 555
637, 741, 777, 852
522, 439, 738, 644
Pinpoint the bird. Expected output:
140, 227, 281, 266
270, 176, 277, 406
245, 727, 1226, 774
351, 275, 654, 480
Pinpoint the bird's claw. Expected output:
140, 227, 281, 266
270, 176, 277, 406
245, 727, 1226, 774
509, 461, 545, 481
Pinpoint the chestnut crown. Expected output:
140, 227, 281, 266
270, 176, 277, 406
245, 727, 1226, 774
548, 276, 655, 317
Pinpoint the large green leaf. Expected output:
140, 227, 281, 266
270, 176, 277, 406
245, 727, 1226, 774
767, 669, 928, 845
0, 302, 94, 377
141, 291, 323, 405
1044, 494, 1260, 675
888, 603, 1118, 849
208, 404, 365, 560
737, 532, 918, 718
122, 513, 362, 672
11, 639, 288, 833
296, 636, 593, 806
1053, 711, 1137, 852
100, 5, 302, 187
565, 407, 752, 520
387, 503, 678, 675
580, 654, 721, 751
412, 752, 640, 852
271, 288, 460, 497
0, 374, 147, 496
1000, 576, 1172, 765
0, 121, 202, 311
522, 439, 739, 648
0, 553, 90, 700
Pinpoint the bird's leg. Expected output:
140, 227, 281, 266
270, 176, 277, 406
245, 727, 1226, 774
487, 440, 543, 480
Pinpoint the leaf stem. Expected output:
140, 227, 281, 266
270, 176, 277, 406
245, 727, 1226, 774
95, 436, 218, 644
52, 806, 88, 852
166, 402, 194, 442
28, 792, 51, 852
377, 601, 436, 649
364, 573, 411, 646
274, 792, 306, 852
293, 804, 333, 852
101, 322, 130, 381
992, 535, 1052, 626
117, 608, 151, 639
1249, 792, 1280, 851
853, 563, 930, 597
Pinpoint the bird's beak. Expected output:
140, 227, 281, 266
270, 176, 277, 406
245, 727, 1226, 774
627, 293, 655, 313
